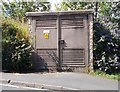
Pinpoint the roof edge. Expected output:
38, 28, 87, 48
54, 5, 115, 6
26, 9, 94, 17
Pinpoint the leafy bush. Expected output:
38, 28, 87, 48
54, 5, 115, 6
93, 22, 120, 74
2, 18, 33, 72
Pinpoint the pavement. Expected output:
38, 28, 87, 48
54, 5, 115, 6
0, 72, 119, 90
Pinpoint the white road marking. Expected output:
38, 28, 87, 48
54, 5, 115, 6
0, 84, 48, 90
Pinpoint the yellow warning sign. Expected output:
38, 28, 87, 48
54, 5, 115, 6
44, 33, 49, 39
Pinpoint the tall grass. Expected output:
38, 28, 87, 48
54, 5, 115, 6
2, 18, 28, 39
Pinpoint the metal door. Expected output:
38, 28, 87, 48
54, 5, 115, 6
34, 15, 87, 71
35, 16, 58, 70
60, 15, 86, 69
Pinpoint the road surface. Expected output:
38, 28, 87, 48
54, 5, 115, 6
1, 72, 118, 90
0, 83, 48, 90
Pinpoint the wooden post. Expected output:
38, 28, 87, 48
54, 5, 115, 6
88, 14, 94, 72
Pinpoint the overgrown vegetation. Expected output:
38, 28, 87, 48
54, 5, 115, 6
93, 22, 120, 74
93, 2, 120, 74
1, 0, 51, 72
2, 18, 33, 72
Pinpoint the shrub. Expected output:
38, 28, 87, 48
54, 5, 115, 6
93, 22, 120, 74
2, 18, 33, 72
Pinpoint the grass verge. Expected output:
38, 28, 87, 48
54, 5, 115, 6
90, 70, 120, 80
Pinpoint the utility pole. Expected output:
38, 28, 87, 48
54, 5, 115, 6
95, 2, 98, 21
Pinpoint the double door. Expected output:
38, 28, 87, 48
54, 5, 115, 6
35, 14, 88, 70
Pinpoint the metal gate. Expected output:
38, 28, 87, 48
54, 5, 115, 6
26, 10, 93, 72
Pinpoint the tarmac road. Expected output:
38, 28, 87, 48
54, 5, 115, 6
1, 72, 118, 90
1, 83, 49, 91
1, 84, 45, 90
